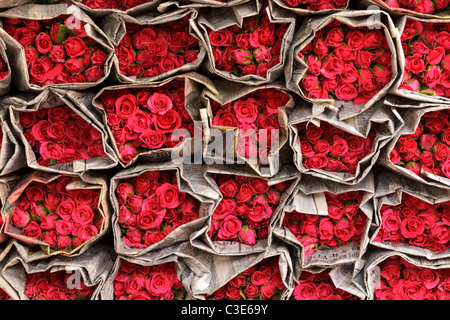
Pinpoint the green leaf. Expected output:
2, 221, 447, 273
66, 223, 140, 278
419, 90, 436, 96
49, 159, 58, 166
239, 288, 247, 300
73, 294, 88, 300
58, 24, 76, 44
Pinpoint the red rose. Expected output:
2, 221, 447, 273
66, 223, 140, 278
35, 32, 53, 55
154, 110, 181, 133
236, 183, 256, 203
217, 215, 242, 240
156, 183, 183, 209
335, 82, 358, 101
400, 216, 425, 239
234, 98, 259, 124
147, 93, 173, 115
249, 24, 275, 48
115, 94, 138, 119
64, 36, 88, 58
208, 29, 234, 47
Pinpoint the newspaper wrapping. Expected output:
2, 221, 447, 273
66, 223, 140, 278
271, 0, 350, 16
363, 247, 450, 300
0, 240, 116, 300
389, 15, 450, 104
157, 0, 252, 10
284, 9, 401, 121
369, 171, 450, 260
288, 98, 403, 185
2, 88, 119, 176
273, 172, 375, 269
0, 28, 12, 97
189, 238, 295, 300
190, 0, 296, 86
0, 174, 20, 244
0, 108, 26, 176
91, 72, 217, 168
109, 161, 221, 257
200, 79, 296, 178
100, 6, 206, 84
63, 0, 165, 18
0, 3, 114, 92
378, 97, 450, 189
188, 163, 301, 256
2, 170, 112, 257
0, 0, 35, 9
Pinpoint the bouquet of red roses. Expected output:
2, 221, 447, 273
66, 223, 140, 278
285, 10, 399, 119
7, 88, 118, 175
390, 108, 450, 180
274, 0, 349, 13
204, 256, 286, 300
3, 172, 109, 256
398, 18, 450, 98
203, 83, 294, 177
18, 104, 107, 168
296, 121, 379, 175
92, 75, 206, 167
282, 191, 368, 257
114, 169, 201, 250
373, 255, 450, 300
374, 192, 450, 252
104, 10, 204, 83
297, 21, 392, 105
24, 269, 98, 300
193, 0, 295, 85
206, 172, 294, 247
0, 3, 113, 91
291, 269, 359, 300
379, 102, 450, 188
112, 260, 186, 300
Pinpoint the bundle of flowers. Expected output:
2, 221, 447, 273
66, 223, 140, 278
113, 260, 186, 300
